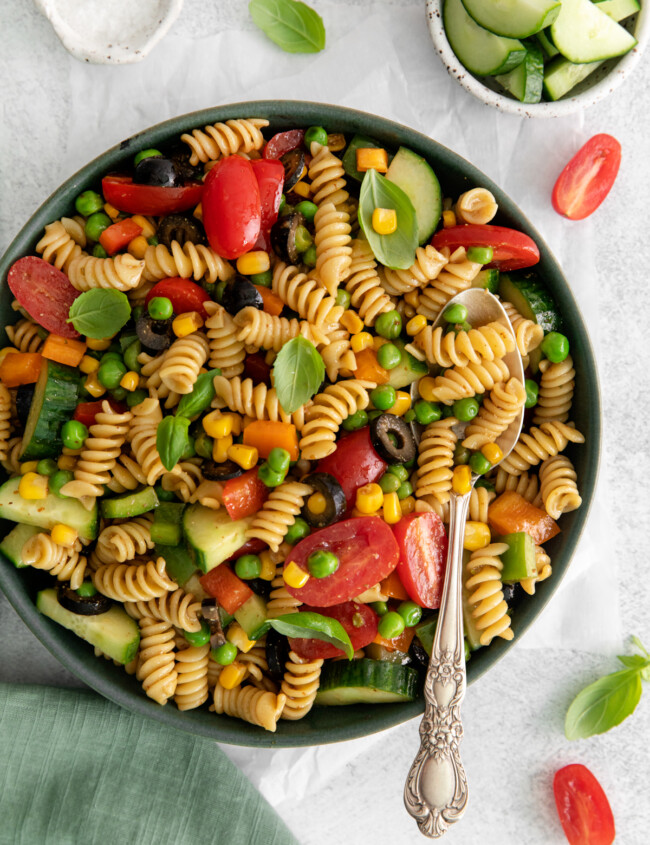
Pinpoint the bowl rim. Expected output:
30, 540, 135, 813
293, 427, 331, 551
0, 100, 601, 746
425, 0, 650, 117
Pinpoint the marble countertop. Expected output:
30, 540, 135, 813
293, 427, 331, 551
1, 2, 649, 843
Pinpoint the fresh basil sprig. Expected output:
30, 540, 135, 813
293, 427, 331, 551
175, 369, 221, 419
269, 612, 353, 659
359, 168, 418, 270
249, 0, 325, 54
67, 289, 131, 339
565, 636, 650, 740
273, 336, 324, 414
156, 415, 191, 472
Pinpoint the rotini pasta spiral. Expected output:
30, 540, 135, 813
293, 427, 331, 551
499, 420, 585, 476
345, 238, 393, 326
454, 188, 498, 225
207, 655, 223, 690
125, 587, 203, 633
271, 261, 344, 328
539, 455, 582, 519
67, 253, 144, 292
379, 245, 448, 296
280, 650, 323, 721
143, 241, 234, 284
533, 355, 575, 425
320, 328, 356, 382
6, 319, 44, 353
212, 683, 286, 733
492, 467, 539, 503
468, 486, 496, 523
415, 417, 458, 506
266, 548, 301, 619
35, 219, 86, 273
21, 534, 87, 590
0, 384, 12, 462
159, 331, 209, 395
212, 376, 309, 429
520, 546, 552, 595
106, 453, 148, 493
403, 247, 482, 321
93, 557, 176, 602
180, 117, 269, 166
174, 644, 210, 711
136, 616, 177, 706
462, 377, 527, 449
204, 301, 246, 378
501, 300, 544, 357
423, 359, 510, 405
415, 320, 515, 368
233, 306, 330, 352
313, 202, 352, 296
1, 436, 22, 474
465, 543, 514, 646
246, 481, 313, 552
237, 642, 277, 693
137, 351, 181, 409
299, 379, 375, 460
161, 459, 203, 502
129, 397, 172, 486
95, 515, 154, 564
308, 143, 350, 208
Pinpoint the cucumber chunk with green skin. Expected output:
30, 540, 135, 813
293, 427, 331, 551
386, 340, 429, 389
183, 503, 253, 574
101, 486, 159, 519
151, 502, 185, 546
499, 532, 537, 583
460, 0, 561, 38
535, 28, 559, 59
444, 0, 527, 76
20, 359, 79, 460
498, 273, 563, 333
37, 588, 140, 664
154, 543, 197, 588
315, 658, 419, 705
385, 147, 442, 245
0, 523, 41, 568
496, 43, 545, 103
341, 135, 386, 183
414, 614, 438, 655
472, 268, 500, 294
542, 56, 604, 100
0, 477, 98, 542
594, 0, 640, 20
234, 593, 269, 640
551, 0, 636, 63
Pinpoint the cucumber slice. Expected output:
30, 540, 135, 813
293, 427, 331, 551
594, 0, 641, 20
551, 0, 636, 63
500, 532, 537, 583
37, 587, 140, 664
0, 477, 98, 542
535, 28, 560, 59
386, 340, 429, 389
472, 268, 500, 293
101, 486, 159, 519
543, 56, 603, 100
0, 523, 41, 568
496, 43, 545, 103
315, 658, 420, 705
154, 543, 197, 588
414, 615, 438, 655
183, 503, 253, 574
499, 273, 563, 332
386, 147, 442, 245
444, 0, 527, 76
21, 359, 79, 461
234, 593, 269, 640
341, 134, 386, 183
461, 0, 561, 38
151, 502, 185, 546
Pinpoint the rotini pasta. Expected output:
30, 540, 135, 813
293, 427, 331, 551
203, 301, 246, 378
0, 384, 12, 462
319, 327, 357, 382
125, 587, 203, 633
136, 616, 177, 705
404, 247, 482, 321
415, 417, 458, 506
520, 546, 552, 596
533, 355, 575, 425
233, 306, 330, 352
93, 557, 176, 602
143, 241, 234, 284
159, 332, 209, 395
465, 543, 514, 646
246, 480, 313, 552
308, 142, 350, 208
35, 219, 86, 273
212, 683, 286, 733
345, 238, 394, 326
6, 318, 44, 353
501, 300, 544, 357
161, 459, 203, 502
454, 188, 498, 225
106, 453, 148, 493
272, 261, 344, 328
499, 420, 585, 476
21, 534, 87, 590
67, 253, 144, 292
379, 244, 448, 296
280, 650, 323, 721
468, 486, 496, 523
266, 549, 301, 619
421, 359, 510, 405
299, 379, 375, 460
462, 377, 527, 449
313, 201, 352, 296
539, 455, 582, 519
174, 644, 210, 711
1, 435, 21, 474
212, 376, 309, 429
492, 467, 540, 503
137, 351, 181, 409
95, 515, 154, 564
181, 117, 269, 166
129, 397, 171, 486
414, 320, 515, 368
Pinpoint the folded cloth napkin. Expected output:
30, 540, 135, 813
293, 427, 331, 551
0, 683, 300, 845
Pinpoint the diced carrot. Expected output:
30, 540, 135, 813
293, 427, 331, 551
99, 218, 143, 256
373, 625, 415, 653
356, 148, 389, 173
199, 564, 253, 615
488, 490, 560, 545
254, 285, 284, 316
243, 420, 299, 461
380, 568, 409, 601
41, 334, 86, 367
0, 352, 42, 387
353, 348, 389, 384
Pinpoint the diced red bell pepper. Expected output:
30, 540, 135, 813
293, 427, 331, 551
222, 468, 269, 520
488, 491, 560, 545
199, 564, 253, 615
144, 278, 211, 319
99, 218, 143, 256
102, 175, 204, 216
73, 399, 126, 427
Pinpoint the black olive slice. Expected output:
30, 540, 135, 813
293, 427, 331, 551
16, 383, 35, 426
221, 275, 264, 316
280, 149, 306, 191
57, 584, 112, 616
270, 212, 305, 266
370, 414, 417, 464
136, 314, 173, 352
265, 628, 290, 682
246, 578, 272, 600
409, 639, 430, 670
133, 156, 181, 187
202, 460, 244, 481
157, 214, 206, 248
301, 472, 346, 528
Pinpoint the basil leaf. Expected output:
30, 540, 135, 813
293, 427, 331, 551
358, 168, 418, 270
176, 369, 221, 419
273, 336, 324, 414
269, 611, 353, 660
67, 289, 131, 339
631, 635, 650, 658
249, 0, 325, 54
565, 668, 642, 740
617, 654, 650, 671
156, 415, 191, 472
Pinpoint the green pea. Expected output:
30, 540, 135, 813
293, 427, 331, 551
131, 305, 144, 323
302, 244, 317, 268
387, 464, 409, 482
36, 459, 57, 477
92, 243, 109, 259
100, 351, 122, 364
215, 280, 227, 302
403, 457, 416, 469
235, 554, 263, 580
375, 310, 402, 340
61, 420, 88, 450
257, 463, 285, 488
308, 549, 339, 578
378, 611, 406, 639
370, 601, 389, 616
123, 340, 141, 374
342, 409, 368, 431
76, 582, 98, 598
453, 397, 479, 422
474, 477, 495, 491
304, 126, 328, 148
285, 517, 310, 546
75, 190, 104, 217
126, 388, 148, 408
110, 386, 127, 402
249, 269, 273, 288
467, 246, 493, 264
396, 481, 413, 500
147, 236, 159, 246
525, 379, 539, 409
397, 600, 422, 627
414, 400, 441, 425
194, 431, 214, 459
370, 384, 396, 411
540, 331, 570, 363
148, 296, 173, 321
403, 409, 416, 423
183, 620, 211, 647
134, 148, 163, 165
267, 447, 291, 475
454, 444, 471, 465
377, 342, 401, 370
295, 200, 318, 223
85, 212, 112, 242
294, 225, 313, 254
469, 452, 492, 475
212, 642, 238, 666
154, 484, 177, 502
49, 470, 74, 498
367, 409, 383, 422
335, 287, 351, 309
379, 473, 401, 494
442, 303, 468, 324
98, 359, 127, 390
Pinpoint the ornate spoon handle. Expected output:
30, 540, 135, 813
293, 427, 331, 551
404, 490, 471, 838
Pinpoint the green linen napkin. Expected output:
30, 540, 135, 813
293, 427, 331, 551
0, 683, 300, 845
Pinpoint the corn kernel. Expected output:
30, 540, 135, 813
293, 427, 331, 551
19, 472, 48, 500
79, 355, 99, 374
259, 551, 276, 581
307, 492, 327, 515
383, 491, 402, 524
464, 521, 492, 552
351, 332, 374, 354
372, 335, 388, 352
293, 181, 312, 199
283, 560, 310, 589
86, 337, 112, 351
391, 392, 411, 417
130, 215, 156, 239
213, 434, 233, 463
226, 622, 257, 653
57, 455, 77, 471
372, 207, 397, 235
351, 507, 380, 518
127, 235, 149, 260
443, 210, 457, 228
120, 371, 139, 392
236, 250, 271, 276
418, 376, 439, 403
193, 203, 203, 221
227, 444, 258, 471
356, 483, 384, 514
327, 133, 346, 152
51, 524, 79, 547
20, 461, 39, 475
84, 372, 106, 398
218, 662, 248, 690
340, 310, 364, 335
172, 311, 204, 338
452, 465, 472, 496
400, 495, 416, 515
103, 202, 120, 220
203, 410, 233, 439
481, 443, 504, 465
226, 413, 243, 437
406, 315, 427, 336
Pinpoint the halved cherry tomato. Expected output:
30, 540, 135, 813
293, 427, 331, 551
553, 764, 615, 845
315, 427, 387, 510
251, 159, 284, 236
552, 134, 621, 221
199, 564, 253, 615
263, 129, 305, 160
144, 278, 211, 319
392, 512, 448, 609
202, 156, 261, 260
284, 517, 399, 607
73, 399, 126, 427
432, 224, 540, 271
222, 468, 268, 520
99, 218, 142, 256
243, 352, 272, 386
102, 175, 204, 216
7, 257, 80, 339
289, 601, 378, 659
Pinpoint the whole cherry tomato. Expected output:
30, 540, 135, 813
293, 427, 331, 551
432, 224, 540, 271
552, 134, 621, 221
202, 156, 261, 260
553, 764, 615, 845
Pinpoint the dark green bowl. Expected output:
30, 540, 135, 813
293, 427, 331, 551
0, 101, 600, 747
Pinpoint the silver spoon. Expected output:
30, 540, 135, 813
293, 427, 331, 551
404, 288, 524, 838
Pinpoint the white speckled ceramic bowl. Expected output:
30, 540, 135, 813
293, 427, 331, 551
426, 0, 649, 117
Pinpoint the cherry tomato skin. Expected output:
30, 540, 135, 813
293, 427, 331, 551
315, 427, 387, 510
250, 159, 284, 233
552, 134, 622, 221
7, 257, 80, 339
392, 512, 448, 609
263, 129, 306, 160
243, 352, 272, 386
289, 601, 379, 659
101, 175, 204, 216
73, 400, 126, 427
144, 278, 211, 319
553, 764, 615, 845
222, 468, 269, 520
202, 156, 261, 260
284, 517, 399, 607
432, 225, 540, 271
